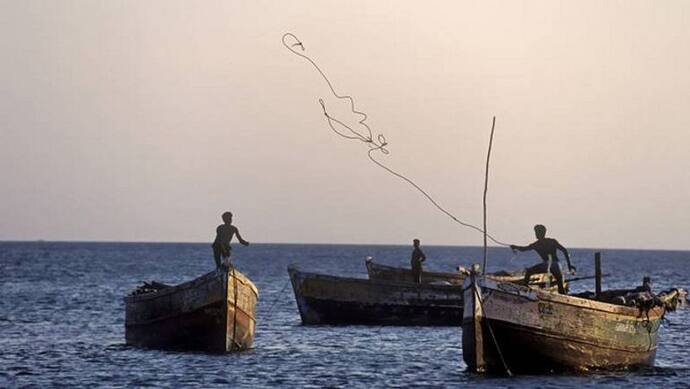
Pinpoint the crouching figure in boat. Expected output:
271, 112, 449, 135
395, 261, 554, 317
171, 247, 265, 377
510, 224, 575, 294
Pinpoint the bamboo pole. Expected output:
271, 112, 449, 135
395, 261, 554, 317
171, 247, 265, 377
482, 116, 496, 273
595, 252, 602, 297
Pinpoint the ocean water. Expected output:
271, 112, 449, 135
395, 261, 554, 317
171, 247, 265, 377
1, 242, 689, 388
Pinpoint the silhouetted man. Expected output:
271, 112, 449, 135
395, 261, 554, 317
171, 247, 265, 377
510, 224, 575, 294
411, 238, 426, 284
212, 211, 249, 269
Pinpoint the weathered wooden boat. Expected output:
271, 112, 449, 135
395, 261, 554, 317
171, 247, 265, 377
288, 265, 464, 325
125, 266, 258, 352
365, 258, 466, 285
366, 258, 558, 287
462, 269, 681, 373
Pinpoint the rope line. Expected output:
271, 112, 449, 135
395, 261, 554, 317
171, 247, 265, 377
473, 285, 513, 376
282, 33, 509, 247
231, 265, 240, 350
264, 277, 292, 318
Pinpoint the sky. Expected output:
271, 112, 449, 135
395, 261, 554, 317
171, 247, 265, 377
1, 1, 689, 250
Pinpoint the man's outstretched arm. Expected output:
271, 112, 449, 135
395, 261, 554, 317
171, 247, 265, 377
510, 243, 534, 252
235, 228, 250, 246
556, 241, 575, 272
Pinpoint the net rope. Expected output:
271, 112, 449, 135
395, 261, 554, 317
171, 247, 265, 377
282, 33, 510, 247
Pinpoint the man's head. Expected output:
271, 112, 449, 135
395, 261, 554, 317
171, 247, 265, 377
222, 211, 233, 224
534, 224, 547, 239
413, 238, 420, 247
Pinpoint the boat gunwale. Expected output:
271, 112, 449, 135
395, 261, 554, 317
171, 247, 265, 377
125, 268, 258, 304
475, 276, 665, 320
288, 265, 464, 292
366, 259, 544, 283
365, 259, 466, 280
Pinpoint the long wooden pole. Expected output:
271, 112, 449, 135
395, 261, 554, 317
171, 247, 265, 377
482, 116, 496, 273
529, 274, 610, 286
595, 252, 602, 297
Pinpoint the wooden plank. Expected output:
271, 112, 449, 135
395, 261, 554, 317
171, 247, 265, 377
595, 252, 602, 298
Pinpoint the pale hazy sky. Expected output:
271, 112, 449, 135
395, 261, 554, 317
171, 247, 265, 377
1, 1, 689, 249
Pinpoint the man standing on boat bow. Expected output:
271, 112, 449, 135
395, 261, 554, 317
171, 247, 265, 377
510, 224, 575, 294
411, 239, 426, 284
212, 211, 249, 269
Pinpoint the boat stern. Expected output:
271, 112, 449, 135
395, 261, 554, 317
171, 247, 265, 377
462, 265, 487, 373
225, 267, 259, 351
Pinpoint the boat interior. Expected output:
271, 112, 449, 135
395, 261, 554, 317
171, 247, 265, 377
130, 281, 171, 296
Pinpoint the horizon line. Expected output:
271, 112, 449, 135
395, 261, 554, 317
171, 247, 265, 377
0, 239, 688, 253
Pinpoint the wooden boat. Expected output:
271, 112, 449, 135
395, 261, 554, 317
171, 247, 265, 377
288, 265, 464, 326
462, 269, 677, 373
125, 266, 258, 352
365, 258, 465, 285
366, 258, 558, 287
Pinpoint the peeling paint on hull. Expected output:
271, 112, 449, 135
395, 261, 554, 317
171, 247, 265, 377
462, 275, 664, 374
288, 266, 464, 326
125, 268, 258, 352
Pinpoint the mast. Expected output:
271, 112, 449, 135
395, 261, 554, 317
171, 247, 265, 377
482, 116, 496, 273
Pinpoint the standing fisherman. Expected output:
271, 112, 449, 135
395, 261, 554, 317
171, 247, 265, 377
411, 238, 426, 284
212, 211, 249, 269
510, 224, 575, 294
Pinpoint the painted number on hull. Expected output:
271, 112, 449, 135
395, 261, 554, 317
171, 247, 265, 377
614, 321, 636, 334
538, 302, 554, 316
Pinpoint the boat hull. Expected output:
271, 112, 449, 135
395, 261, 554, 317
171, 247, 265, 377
462, 275, 663, 373
288, 266, 464, 326
125, 268, 258, 352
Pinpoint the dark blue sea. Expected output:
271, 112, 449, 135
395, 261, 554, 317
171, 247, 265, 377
1, 242, 689, 388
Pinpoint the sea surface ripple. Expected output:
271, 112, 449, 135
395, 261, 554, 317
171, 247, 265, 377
1, 242, 689, 387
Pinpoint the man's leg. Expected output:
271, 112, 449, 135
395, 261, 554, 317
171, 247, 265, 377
222, 253, 232, 268
523, 262, 547, 285
551, 263, 566, 294
213, 247, 222, 269
413, 265, 422, 284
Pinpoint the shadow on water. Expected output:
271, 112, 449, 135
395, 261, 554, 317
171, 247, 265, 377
619, 364, 690, 378
103, 343, 132, 352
